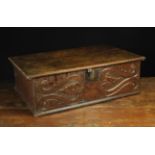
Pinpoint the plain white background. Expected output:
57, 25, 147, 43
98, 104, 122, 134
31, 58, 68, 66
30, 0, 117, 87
0, 0, 154, 26
0, 0, 155, 155
0, 128, 155, 155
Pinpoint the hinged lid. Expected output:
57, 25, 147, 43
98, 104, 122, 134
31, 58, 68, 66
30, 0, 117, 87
8, 45, 145, 79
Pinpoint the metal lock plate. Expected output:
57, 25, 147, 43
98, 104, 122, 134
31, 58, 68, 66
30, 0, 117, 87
86, 68, 99, 81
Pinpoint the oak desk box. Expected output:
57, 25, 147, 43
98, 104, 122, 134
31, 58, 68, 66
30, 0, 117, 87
9, 46, 145, 116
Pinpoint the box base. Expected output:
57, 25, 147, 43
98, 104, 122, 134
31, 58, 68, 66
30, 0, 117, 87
34, 91, 140, 117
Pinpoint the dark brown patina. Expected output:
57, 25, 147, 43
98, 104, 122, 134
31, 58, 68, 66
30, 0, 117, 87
8, 45, 145, 116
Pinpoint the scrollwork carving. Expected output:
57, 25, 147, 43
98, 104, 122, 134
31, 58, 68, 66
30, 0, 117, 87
35, 72, 85, 111
99, 62, 140, 97
35, 62, 140, 112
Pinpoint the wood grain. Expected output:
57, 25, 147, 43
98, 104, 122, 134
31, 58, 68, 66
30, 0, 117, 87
0, 77, 155, 127
33, 61, 141, 116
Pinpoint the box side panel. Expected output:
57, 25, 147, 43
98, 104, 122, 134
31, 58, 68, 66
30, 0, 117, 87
33, 61, 141, 116
14, 68, 35, 113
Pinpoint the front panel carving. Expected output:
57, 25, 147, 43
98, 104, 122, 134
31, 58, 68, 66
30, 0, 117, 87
34, 62, 140, 112
35, 72, 85, 111
99, 62, 140, 97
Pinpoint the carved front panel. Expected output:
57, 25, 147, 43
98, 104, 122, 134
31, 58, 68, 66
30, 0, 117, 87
34, 61, 140, 112
99, 62, 140, 97
35, 71, 85, 111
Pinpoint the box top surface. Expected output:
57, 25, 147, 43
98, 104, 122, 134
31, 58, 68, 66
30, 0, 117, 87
9, 45, 145, 79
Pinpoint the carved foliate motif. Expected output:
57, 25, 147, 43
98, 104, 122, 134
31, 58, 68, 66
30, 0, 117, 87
35, 72, 85, 111
99, 62, 140, 97
35, 62, 140, 112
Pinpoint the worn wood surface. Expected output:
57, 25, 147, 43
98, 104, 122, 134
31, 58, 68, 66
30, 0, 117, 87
9, 45, 145, 116
0, 77, 155, 127
15, 61, 142, 116
9, 45, 145, 79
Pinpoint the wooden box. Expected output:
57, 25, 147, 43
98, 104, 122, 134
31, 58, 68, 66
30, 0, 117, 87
9, 45, 145, 116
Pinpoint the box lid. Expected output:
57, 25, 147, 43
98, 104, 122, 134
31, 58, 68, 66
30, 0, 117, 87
8, 45, 145, 79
